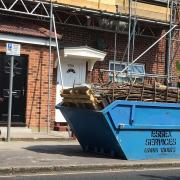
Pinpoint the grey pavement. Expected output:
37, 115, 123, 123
0, 140, 180, 175
0, 127, 73, 141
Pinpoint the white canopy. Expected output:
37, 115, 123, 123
61, 46, 106, 71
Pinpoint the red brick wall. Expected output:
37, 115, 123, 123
0, 41, 56, 131
1, 24, 179, 130
171, 32, 180, 83
57, 25, 179, 85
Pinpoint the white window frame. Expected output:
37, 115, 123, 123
109, 61, 145, 83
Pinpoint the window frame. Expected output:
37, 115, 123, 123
109, 61, 145, 82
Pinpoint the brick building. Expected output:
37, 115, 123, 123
0, 18, 59, 131
0, 0, 179, 131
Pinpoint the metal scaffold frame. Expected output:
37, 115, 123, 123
111, 0, 179, 86
0, 0, 172, 38
0, 0, 50, 18
0, 0, 179, 134
97, 0, 179, 100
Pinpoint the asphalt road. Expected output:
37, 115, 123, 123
0, 168, 180, 180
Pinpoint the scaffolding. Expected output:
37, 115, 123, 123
0, 0, 179, 132
128, 0, 179, 83
0, 0, 50, 18
0, 0, 172, 36
104, 0, 180, 89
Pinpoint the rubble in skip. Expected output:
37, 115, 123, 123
61, 82, 180, 111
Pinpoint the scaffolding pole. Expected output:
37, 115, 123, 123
127, 0, 132, 66
131, 19, 137, 62
169, 0, 178, 83
52, 14, 64, 89
166, 0, 174, 85
113, 30, 117, 101
100, 69, 180, 79
47, 0, 53, 134
120, 25, 177, 74
121, 19, 137, 63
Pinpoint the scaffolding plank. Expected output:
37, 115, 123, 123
50, 0, 171, 22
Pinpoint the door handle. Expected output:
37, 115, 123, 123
22, 88, 25, 96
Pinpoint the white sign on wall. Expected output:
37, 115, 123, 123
6, 43, 21, 56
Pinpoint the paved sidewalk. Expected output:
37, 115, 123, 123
0, 141, 180, 175
0, 127, 72, 141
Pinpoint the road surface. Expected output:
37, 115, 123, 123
0, 168, 180, 180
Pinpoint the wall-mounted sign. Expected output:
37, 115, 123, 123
6, 43, 21, 56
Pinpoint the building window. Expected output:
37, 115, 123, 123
109, 61, 145, 83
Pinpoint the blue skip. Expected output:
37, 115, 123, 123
56, 100, 180, 160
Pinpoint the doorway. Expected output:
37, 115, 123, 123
0, 54, 28, 126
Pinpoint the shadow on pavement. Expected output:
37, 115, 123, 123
24, 144, 115, 159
